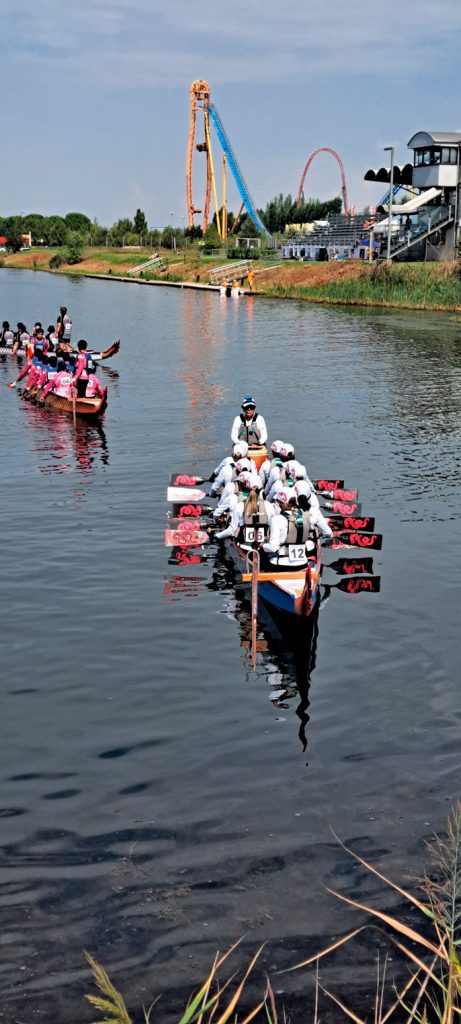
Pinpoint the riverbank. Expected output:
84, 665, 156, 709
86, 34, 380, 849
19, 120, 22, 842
2, 246, 461, 311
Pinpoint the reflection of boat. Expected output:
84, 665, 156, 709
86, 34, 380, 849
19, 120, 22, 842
0, 340, 120, 360
33, 387, 107, 419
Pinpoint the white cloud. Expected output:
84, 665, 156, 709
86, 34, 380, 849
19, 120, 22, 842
4, 0, 460, 87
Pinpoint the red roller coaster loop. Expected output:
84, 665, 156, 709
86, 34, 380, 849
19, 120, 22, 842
297, 148, 350, 216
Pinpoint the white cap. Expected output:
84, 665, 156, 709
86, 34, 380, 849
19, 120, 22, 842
235, 457, 251, 473
280, 442, 294, 458
295, 480, 312, 498
239, 471, 261, 490
285, 459, 305, 480
271, 439, 284, 455
276, 488, 291, 505
233, 440, 249, 458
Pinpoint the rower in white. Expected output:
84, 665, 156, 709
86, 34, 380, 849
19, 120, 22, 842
209, 441, 251, 496
264, 489, 332, 566
231, 396, 267, 448
263, 442, 294, 498
211, 458, 255, 522
214, 472, 274, 542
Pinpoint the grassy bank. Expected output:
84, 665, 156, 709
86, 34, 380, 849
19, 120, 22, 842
2, 247, 461, 311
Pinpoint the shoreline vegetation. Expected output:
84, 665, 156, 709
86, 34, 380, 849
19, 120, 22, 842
2, 247, 461, 312
84, 806, 461, 1024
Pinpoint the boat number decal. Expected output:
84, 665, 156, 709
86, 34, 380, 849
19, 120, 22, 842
288, 544, 306, 562
244, 527, 265, 543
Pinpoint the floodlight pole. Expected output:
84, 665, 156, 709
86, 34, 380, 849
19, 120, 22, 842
384, 146, 394, 260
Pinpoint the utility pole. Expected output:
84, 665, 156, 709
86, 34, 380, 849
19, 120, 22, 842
384, 146, 395, 260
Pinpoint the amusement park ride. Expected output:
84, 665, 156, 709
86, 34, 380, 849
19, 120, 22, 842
186, 80, 354, 239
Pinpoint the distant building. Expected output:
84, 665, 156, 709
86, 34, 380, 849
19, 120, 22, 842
364, 131, 461, 260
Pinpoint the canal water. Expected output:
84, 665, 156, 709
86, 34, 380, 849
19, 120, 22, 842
1, 270, 460, 1023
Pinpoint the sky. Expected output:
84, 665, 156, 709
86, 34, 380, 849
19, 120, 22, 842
2, 0, 461, 227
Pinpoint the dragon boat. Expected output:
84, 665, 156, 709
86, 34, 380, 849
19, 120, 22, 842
32, 386, 108, 419
0, 340, 121, 360
224, 536, 322, 618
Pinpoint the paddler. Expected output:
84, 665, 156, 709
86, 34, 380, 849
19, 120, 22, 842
9, 344, 44, 389
209, 442, 253, 496
85, 364, 105, 399
0, 321, 15, 348
263, 489, 332, 562
38, 357, 75, 402
231, 396, 268, 448
263, 441, 294, 496
214, 472, 274, 542
12, 323, 31, 355
56, 306, 72, 345
73, 340, 94, 398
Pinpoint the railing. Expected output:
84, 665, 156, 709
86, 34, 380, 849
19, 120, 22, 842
209, 259, 253, 284
126, 255, 167, 276
388, 204, 454, 257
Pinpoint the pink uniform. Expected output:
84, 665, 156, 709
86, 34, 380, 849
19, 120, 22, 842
42, 370, 74, 399
74, 352, 89, 381
85, 375, 104, 399
24, 365, 42, 390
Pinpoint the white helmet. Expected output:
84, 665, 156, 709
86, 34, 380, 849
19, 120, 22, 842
280, 442, 294, 459
285, 459, 304, 481
295, 480, 313, 498
271, 439, 284, 455
276, 488, 291, 506
233, 440, 249, 459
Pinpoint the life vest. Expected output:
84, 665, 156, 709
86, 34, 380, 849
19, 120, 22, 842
32, 355, 42, 367
85, 351, 96, 372
240, 497, 270, 544
19, 331, 30, 346
238, 412, 261, 444
2, 330, 14, 346
282, 509, 311, 545
54, 371, 74, 398
62, 315, 72, 341
34, 339, 46, 354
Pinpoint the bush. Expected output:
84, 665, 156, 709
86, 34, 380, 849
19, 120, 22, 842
64, 232, 84, 265
49, 254, 62, 269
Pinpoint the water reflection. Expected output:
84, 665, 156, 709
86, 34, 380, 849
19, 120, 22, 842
179, 291, 228, 448
165, 551, 320, 756
19, 399, 109, 474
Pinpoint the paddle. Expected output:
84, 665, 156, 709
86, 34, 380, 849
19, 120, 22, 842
330, 532, 382, 550
326, 556, 374, 576
324, 575, 381, 594
170, 471, 345, 490
165, 524, 209, 548
168, 549, 209, 566
318, 487, 358, 501
171, 502, 214, 519
326, 514, 375, 531
167, 486, 208, 503
321, 500, 362, 515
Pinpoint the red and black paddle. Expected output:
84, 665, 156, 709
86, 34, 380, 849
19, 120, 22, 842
330, 532, 382, 550
326, 556, 374, 576
325, 575, 381, 594
326, 514, 375, 532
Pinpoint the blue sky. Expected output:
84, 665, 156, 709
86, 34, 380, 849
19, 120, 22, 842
2, 0, 460, 226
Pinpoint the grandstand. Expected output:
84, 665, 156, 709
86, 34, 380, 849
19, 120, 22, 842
282, 214, 368, 260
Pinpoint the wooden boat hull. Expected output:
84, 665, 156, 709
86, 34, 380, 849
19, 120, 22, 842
34, 387, 108, 418
226, 538, 321, 618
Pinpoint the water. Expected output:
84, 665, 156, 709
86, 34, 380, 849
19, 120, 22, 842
1, 270, 460, 1022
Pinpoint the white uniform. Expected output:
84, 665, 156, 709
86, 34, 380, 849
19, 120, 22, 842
231, 413, 268, 446
215, 498, 274, 541
264, 462, 288, 499
295, 480, 320, 512
212, 483, 240, 522
210, 457, 252, 497
263, 507, 332, 554
285, 460, 315, 491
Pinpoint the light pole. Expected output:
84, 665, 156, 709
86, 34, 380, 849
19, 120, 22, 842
170, 212, 176, 251
384, 145, 395, 260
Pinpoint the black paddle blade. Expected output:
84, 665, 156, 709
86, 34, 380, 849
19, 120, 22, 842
169, 472, 206, 486
331, 532, 383, 550
335, 575, 381, 594
314, 479, 344, 491
328, 556, 374, 576
321, 500, 362, 515
326, 514, 375, 532
320, 488, 358, 501
171, 502, 213, 519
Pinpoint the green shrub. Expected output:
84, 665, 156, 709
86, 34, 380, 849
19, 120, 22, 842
49, 254, 62, 269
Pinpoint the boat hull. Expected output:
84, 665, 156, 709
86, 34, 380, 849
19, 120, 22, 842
226, 538, 321, 618
33, 387, 108, 418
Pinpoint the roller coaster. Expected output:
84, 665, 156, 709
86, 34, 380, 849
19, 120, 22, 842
297, 148, 350, 216
186, 80, 270, 240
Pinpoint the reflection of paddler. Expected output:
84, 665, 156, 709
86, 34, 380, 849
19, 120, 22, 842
247, 270, 254, 291
231, 280, 240, 297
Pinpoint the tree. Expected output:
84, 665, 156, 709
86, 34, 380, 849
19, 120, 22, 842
22, 213, 45, 243
203, 223, 220, 247
64, 231, 84, 264
3, 217, 24, 252
108, 217, 134, 246
65, 212, 91, 234
160, 226, 174, 249
133, 208, 148, 235
42, 216, 67, 246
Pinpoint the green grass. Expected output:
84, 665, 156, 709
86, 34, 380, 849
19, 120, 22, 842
262, 262, 461, 311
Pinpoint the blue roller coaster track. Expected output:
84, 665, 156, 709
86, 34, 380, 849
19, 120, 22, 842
208, 103, 271, 240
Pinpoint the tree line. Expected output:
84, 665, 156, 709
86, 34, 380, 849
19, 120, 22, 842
0, 194, 344, 255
